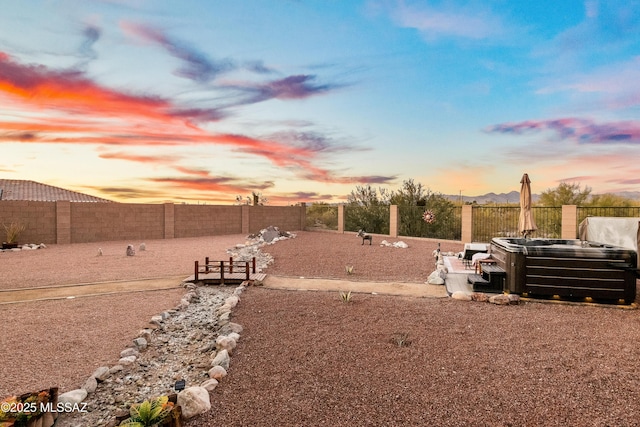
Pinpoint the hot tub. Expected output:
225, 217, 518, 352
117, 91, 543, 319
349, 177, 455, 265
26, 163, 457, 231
490, 238, 637, 304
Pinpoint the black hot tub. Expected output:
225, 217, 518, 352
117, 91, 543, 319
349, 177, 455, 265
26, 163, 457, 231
490, 238, 637, 303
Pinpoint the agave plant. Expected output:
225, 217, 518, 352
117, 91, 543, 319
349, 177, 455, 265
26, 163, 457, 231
119, 395, 174, 427
339, 290, 353, 303
345, 265, 354, 275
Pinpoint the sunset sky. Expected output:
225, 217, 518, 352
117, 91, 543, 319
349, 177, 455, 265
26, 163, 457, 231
1, 1, 640, 204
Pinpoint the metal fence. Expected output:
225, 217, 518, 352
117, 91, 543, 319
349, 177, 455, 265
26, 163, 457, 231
398, 205, 462, 240
471, 206, 562, 242
344, 205, 390, 235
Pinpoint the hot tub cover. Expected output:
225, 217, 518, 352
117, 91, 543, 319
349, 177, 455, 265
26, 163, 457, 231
578, 217, 640, 253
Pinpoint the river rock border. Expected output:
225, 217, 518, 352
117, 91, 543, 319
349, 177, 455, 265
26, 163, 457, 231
56, 282, 249, 427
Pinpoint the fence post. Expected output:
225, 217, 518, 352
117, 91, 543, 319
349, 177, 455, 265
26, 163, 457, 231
56, 200, 71, 244
241, 205, 250, 234
338, 204, 345, 233
389, 205, 398, 238
163, 202, 175, 239
194, 260, 199, 281
561, 205, 578, 239
461, 205, 473, 243
220, 260, 225, 284
300, 202, 306, 230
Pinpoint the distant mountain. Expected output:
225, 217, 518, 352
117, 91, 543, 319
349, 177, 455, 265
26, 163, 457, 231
606, 191, 640, 201
444, 191, 537, 205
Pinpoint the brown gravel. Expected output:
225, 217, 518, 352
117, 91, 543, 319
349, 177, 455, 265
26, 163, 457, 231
3, 231, 640, 426
0, 234, 247, 290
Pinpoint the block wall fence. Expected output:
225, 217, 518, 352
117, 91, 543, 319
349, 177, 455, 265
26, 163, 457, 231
0, 201, 306, 244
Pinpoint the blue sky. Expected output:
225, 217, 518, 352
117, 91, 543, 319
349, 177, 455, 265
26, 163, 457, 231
1, 0, 639, 204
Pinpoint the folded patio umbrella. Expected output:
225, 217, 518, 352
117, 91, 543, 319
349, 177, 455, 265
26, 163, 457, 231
518, 173, 537, 238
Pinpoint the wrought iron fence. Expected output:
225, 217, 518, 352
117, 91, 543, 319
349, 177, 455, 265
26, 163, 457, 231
471, 206, 562, 242
305, 204, 339, 231
344, 204, 390, 235
398, 205, 461, 240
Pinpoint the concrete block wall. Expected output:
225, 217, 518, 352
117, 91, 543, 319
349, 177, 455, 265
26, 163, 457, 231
174, 205, 243, 238
248, 206, 305, 234
70, 203, 165, 243
0, 201, 56, 244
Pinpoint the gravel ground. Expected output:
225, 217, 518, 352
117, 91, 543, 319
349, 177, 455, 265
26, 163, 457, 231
3, 231, 640, 426
0, 234, 247, 290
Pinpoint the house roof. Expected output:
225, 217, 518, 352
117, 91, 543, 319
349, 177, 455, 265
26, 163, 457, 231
0, 180, 112, 203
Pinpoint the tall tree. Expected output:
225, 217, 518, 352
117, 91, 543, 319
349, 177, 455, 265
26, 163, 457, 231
538, 182, 591, 206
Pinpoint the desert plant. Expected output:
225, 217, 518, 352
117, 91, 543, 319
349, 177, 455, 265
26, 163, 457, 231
390, 332, 411, 347
2, 221, 25, 244
339, 290, 353, 303
119, 395, 174, 427
345, 265, 354, 275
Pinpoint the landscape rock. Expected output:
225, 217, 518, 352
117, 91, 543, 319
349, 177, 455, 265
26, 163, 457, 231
451, 291, 472, 301
261, 226, 280, 243
82, 376, 98, 394
208, 365, 227, 380
471, 292, 490, 303
120, 348, 139, 358
133, 337, 148, 351
126, 244, 135, 256
201, 378, 219, 391
58, 389, 88, 405
177, 387, 211, 419
211, 349, 230, 370
216, 335, 237, 354
118, 355, 137, 365
489, 294, 511, 305
91, 366, 110, 382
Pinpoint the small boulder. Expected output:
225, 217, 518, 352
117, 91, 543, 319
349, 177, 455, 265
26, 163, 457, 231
201, 379, 219, 391
133, 337, 148, 351
82, 376, 98, 394
216, 336, 237, 354
451, 291, 472, 301
120, 348, 139, 358
91, 366, 110, 382
58, 389, 88, 405
118, 355, 137, 366
211, 349, 230, 370
177, 387, 211, 420
471, 292, 490, 303
489, 294, 511, 305
208, 365, 227, 380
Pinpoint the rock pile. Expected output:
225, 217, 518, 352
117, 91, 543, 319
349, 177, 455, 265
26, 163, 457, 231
0, 243, 47, 252
227, 226, 296, 272
379, 240, 409, 248
57, 283, 247, 427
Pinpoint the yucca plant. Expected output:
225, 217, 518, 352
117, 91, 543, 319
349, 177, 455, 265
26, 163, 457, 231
339, 290, 353, 303
119, 395, 174, 427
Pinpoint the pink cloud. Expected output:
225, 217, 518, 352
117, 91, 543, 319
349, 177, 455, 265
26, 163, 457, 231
487, 117, 640, 144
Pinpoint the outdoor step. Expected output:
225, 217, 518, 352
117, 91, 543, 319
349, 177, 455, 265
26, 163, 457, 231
467, 274, 489, 285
